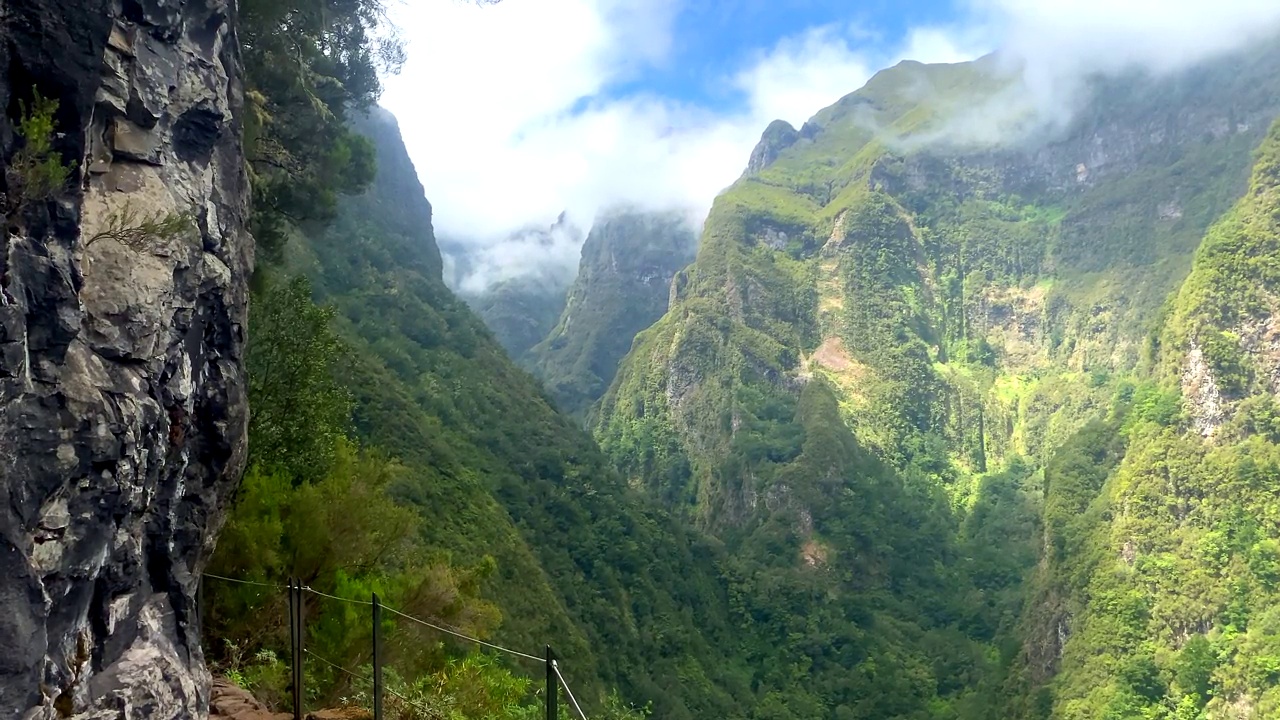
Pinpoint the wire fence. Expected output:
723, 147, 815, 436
203, 573, 590, 720
302, 648, 440, 720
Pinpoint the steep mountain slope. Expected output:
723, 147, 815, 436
1004, 118, 1280, 720
596, 39, 1280, 720
441, 219, 580, 360
529, 209, 697, 417
283, 110, 752, 718
600, 42, 1280, 513
463, 275, 568, 359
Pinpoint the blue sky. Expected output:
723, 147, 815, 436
612, 0, 959, 110
379, 0, 1280, 290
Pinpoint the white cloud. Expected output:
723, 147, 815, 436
379, 2, 961, 289
985, 0, 1280, 76
380, 0, 1280, 291
380, 0, 730, 286
733, 26, 877, 127
966, 0, 1280, 129
452, 219, 585, 295
898, 26, 987, 67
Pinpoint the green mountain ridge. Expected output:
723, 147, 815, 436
529, 208, 699, 418
214, 30, 1280, 720
591, 35, 1280, 719
599, 39, 1280, 513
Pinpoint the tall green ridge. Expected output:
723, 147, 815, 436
529, 209, 698, 418
1004, 117, 1280, 720
277, 109, 760, 717
594, 37, 1280, 719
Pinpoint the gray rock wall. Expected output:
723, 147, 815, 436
0, 0, 251, 717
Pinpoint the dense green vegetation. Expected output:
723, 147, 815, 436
208, 5, 579, 699
286, 112, 758, 718
1003, 119, 1280, 720
529, 210, 697, 418
239, 0, 385, 260
207, 2, 683, 715
211, 106, 745, 718
590, 37, 1280, 720
209, 2, 1280, 716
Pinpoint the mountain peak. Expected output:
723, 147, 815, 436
745, 119, 801, 175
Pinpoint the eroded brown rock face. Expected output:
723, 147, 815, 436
0, 0, 251, 717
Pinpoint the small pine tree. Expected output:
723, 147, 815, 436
4, 91, 75, 217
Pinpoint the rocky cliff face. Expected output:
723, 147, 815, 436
528, 209, 697, 418
0, 1, 251, 718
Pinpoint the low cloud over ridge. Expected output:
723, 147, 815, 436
381, 0, 1280, 290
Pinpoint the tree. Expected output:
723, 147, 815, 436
246, 276, 351, 484
241, 0, 400, 259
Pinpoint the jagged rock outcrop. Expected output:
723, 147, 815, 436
1182, 340, 1226, 437
207, 679, 370, 720
528, 209, 696, 417
0, 1, 251, 718
208, 679, 288, 720
745, 119, 800, 175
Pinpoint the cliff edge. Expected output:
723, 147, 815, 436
0, 0, 251, 717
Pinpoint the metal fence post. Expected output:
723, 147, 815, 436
545, 645, 557, 720
289, 578, 304, 720
372, 592, 383, 720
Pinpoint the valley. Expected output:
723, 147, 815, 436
4, 2, 1280, 719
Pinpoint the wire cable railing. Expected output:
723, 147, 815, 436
381, 605, 543, 663
303, 649, 439, 719
291, 582, 542, 663
202, 573, 591, 719
302, 585, 374, 606
279, 581, 541, 662
203, 572, 287, 590
551, 659, 589, 720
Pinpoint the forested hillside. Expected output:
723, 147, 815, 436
598, 45, 1280, 514
202, 0, 740, 715
1002, 118, 1280, 720
210, 108, 753, 717
591, 36, 1280, 720
202, 1, 1280, 717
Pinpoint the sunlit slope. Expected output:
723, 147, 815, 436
1005, 117, 1280, 720
599, 42, 1280, 519
593, 41, 1280, 719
